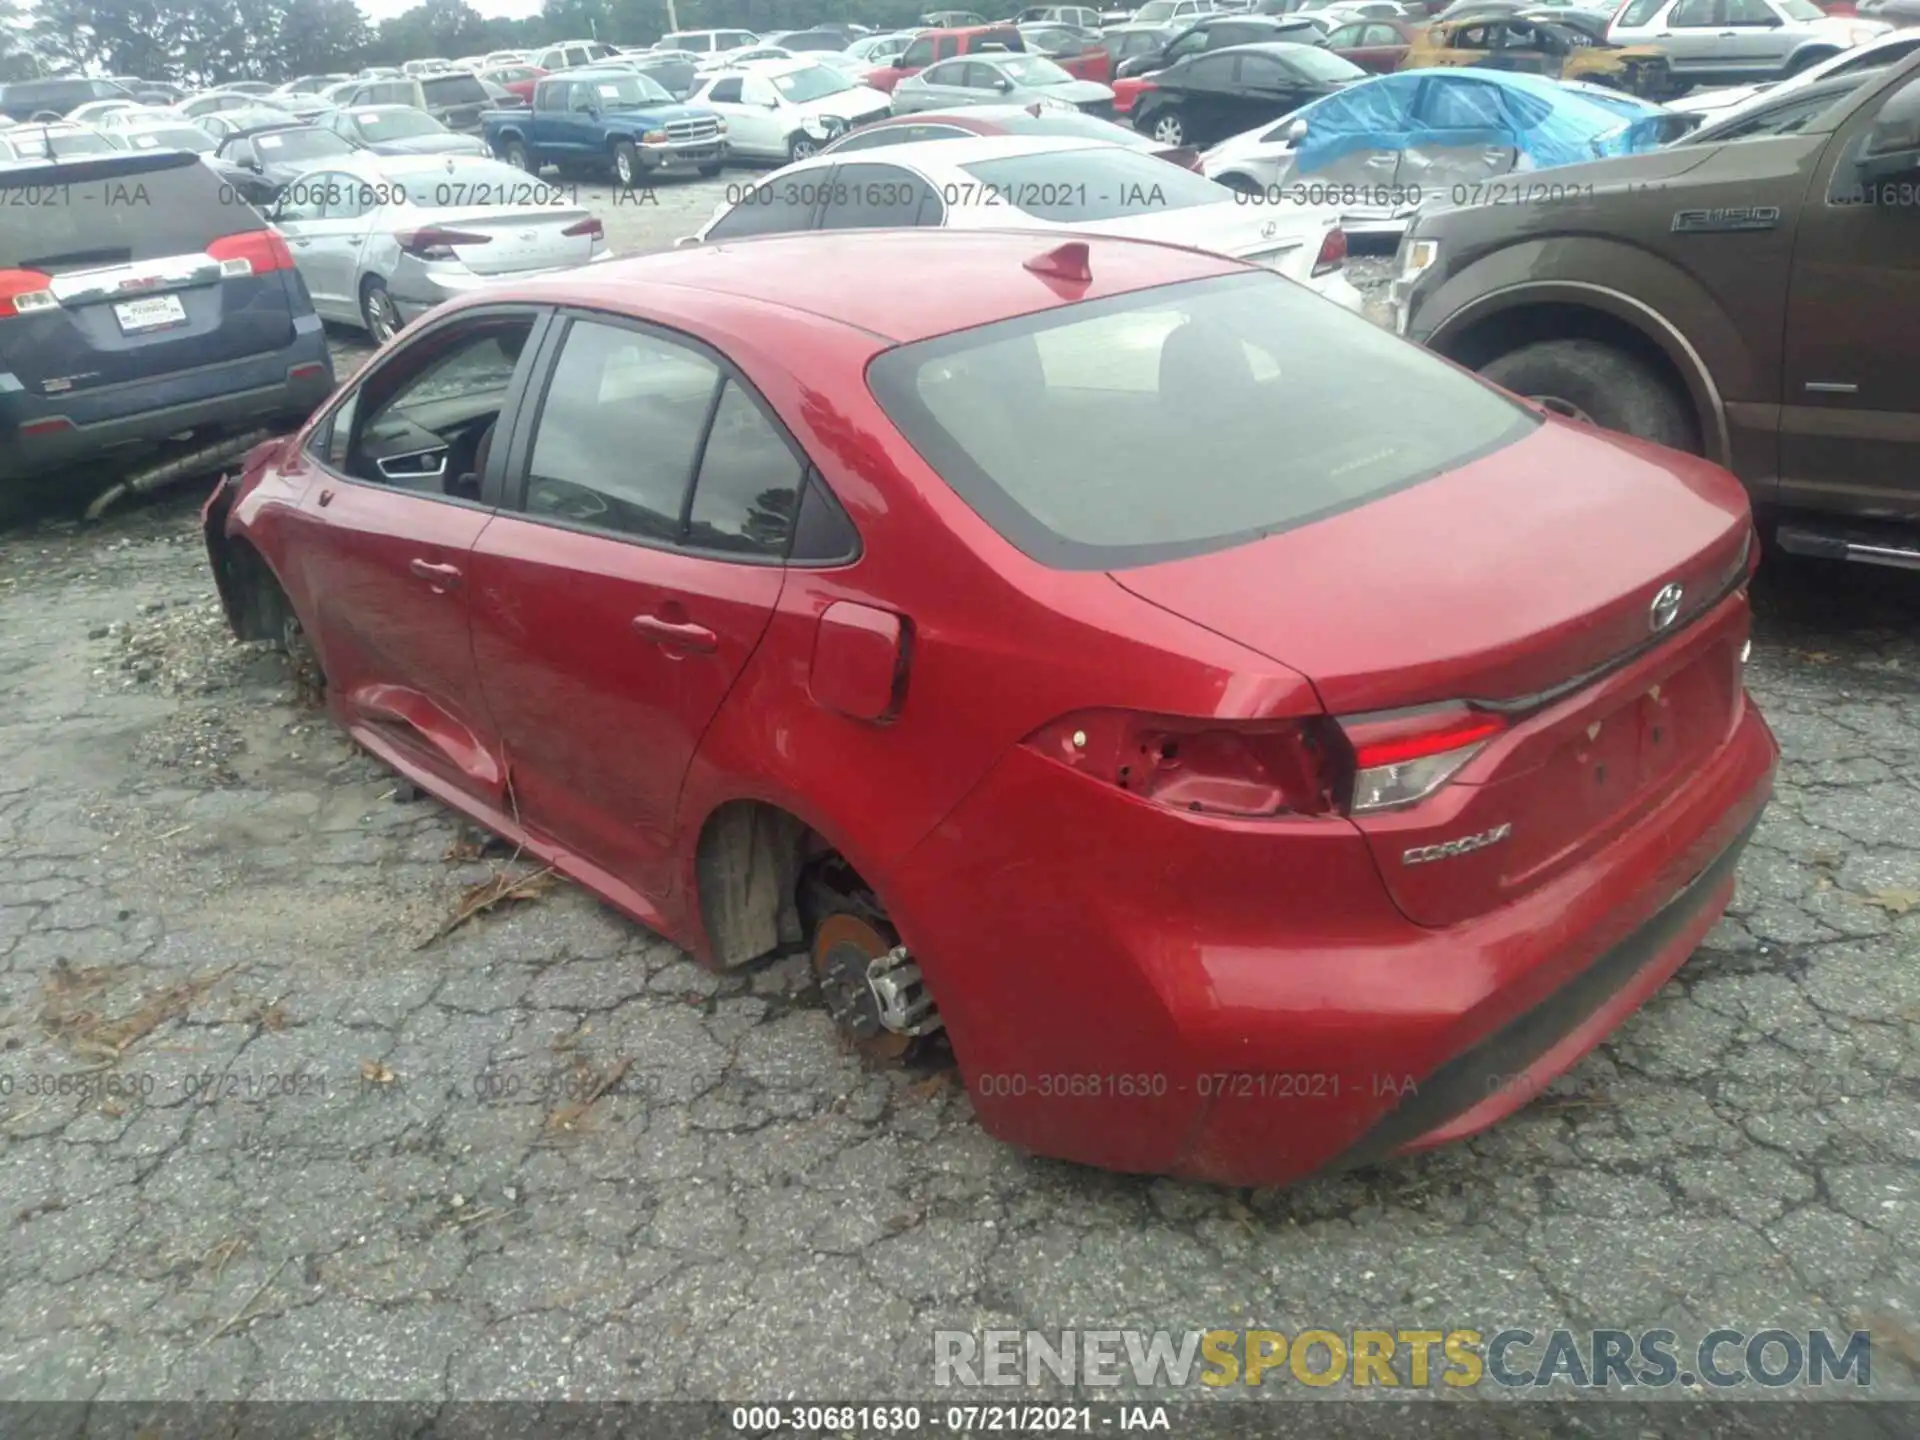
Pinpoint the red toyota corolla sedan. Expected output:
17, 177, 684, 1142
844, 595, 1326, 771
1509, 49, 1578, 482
203, 229, 1777, 1187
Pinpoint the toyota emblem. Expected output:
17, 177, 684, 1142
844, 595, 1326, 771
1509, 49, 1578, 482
1649, 582, 1684, 632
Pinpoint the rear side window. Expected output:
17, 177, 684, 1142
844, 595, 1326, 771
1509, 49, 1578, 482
817, 163, 943, 228
1616, 0, 1665, 19
0, 156, 262, 270
866, 271, 1534, 570
706, 179, 816, 238
423, 74, 489, 105
686, 381, 805, 556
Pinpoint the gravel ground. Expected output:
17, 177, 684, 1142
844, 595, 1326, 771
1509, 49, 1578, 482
5, 172, 1920, 1420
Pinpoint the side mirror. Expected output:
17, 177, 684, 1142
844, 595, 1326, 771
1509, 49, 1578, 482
1286, 117, 1308, 145
1860, 76, 1920, 183
994, 76, 1014, 90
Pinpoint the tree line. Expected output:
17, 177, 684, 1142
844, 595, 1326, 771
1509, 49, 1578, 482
0, 0, 1020, 87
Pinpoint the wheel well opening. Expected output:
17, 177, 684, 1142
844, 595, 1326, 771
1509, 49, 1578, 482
694, 800, 850, 970
1440, 302, 1704, 447
212, 533, 293, 643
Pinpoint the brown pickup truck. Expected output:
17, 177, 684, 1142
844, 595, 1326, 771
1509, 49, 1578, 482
1396, 52, 1920, 571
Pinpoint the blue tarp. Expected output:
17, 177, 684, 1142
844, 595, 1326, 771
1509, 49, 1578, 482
1293, 70, 1672, 175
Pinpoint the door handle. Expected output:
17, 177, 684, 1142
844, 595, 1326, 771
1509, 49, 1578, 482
632, 614, 718, 653
289, 238, 314, 247
1366, 154, 1396, 167
408, 558, 463, 590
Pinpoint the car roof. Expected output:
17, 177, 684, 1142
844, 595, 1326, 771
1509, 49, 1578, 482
319, 151, 502, 178
504, 228, 1242, 344
805, 132, 1113, 168
344, 104, 420, 116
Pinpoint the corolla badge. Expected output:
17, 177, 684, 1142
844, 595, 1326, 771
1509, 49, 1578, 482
1649, 582, 1684, 633
1403, 822, 1512, 866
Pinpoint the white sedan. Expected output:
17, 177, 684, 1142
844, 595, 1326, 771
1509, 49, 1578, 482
687, 57, 893, 161
263, 152, 612, 341
683, 133, 1362, 313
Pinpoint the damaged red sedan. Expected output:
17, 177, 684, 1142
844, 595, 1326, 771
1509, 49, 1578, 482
204, 229, 1777, 1187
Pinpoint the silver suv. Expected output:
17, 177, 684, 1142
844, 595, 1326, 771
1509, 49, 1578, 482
1608, 0, 1888, 88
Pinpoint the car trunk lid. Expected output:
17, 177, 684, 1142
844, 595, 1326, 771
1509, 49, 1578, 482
0, 154, 296, 393
409, 204, 600, 275
1110, 419, 1754, 926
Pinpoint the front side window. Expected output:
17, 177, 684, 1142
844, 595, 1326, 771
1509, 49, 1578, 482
332, 319, 533, 493
523, 320, 721, 541
902, 39, 937, 66
1617, 0, 1665, 20
866, 272, 1534, 569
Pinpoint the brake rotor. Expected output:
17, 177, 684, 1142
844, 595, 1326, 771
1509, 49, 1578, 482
811, 912, 913, 1062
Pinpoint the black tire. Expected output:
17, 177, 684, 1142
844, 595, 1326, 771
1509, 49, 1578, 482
697, 161, 724, 178
1137, 106, 1185, 147
504, 139, 534, 173
787, 131, 819, 162
359, 276, 401, 345
612, 138, 640, 189
1480, 339, 1698, 453
28, 109, 61, 122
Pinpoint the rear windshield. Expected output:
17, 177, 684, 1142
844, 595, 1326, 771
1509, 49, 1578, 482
355, 108, 442, 139
0, 155, 263, 270
959, 147, 1226, 220
121, 126, 217, 153
249, 127, 356, 160
423, 74, 490, 105
866, 271, 1535, 568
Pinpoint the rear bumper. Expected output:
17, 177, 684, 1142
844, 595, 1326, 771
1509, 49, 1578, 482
884, 686, 1777, 1188
0, 318, 334, 483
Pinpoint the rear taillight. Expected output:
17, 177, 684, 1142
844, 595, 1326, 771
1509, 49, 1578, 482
1311, 227, 1347, 277
207, 230, 296, 275
395, 227, 493, 260
1025, 709, 1342, 818
0, 268, 58, 317
561, 216, 604, 240
1337, 704, 1506, 814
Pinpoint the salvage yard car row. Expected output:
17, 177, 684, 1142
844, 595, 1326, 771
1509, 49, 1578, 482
2, 12, 1918, 1191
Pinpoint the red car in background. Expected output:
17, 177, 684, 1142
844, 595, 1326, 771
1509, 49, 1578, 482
1323, 16, 1419, 70
204, 229, 1776, 1188
479, 63, 547, 102
817, 101, 1202, 167
867, 23, 1029, 91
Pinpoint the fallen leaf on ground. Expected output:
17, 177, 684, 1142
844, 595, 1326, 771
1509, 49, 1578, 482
1862, 888, 1920, 916
41, 964, 237, 1059
545, 1056, 632, 1132
417, 866, 557, 949
910, 1072, 953, 1101
359, 1059, 395, 1085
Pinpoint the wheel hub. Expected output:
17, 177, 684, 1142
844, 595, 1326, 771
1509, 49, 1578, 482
1530, 394, 1597, 425
810, 914, 940, 1061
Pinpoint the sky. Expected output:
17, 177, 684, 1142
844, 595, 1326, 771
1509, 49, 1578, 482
354, 0, 546, 20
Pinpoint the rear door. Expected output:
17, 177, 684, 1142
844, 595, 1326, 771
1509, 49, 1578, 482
271, 169, 367, 316
1396, 74, 1520, 195
1778, 69, 1920, 521
469, 312, 801, 900
0, 152, 298, 405
1718, 0, 1798, 75
1659, 0, 1730, 78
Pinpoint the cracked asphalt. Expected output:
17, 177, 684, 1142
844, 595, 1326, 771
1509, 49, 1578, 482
2, 189, 1919, 1420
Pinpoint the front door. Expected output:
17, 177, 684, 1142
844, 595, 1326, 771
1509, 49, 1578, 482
469, 313, 802, 899
1778, 72, 1920, 521
287, 310, 546, 802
